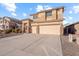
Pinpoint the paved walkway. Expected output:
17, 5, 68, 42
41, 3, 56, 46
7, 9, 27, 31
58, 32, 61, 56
61, 35, 79, 56
0, 33, 62, 56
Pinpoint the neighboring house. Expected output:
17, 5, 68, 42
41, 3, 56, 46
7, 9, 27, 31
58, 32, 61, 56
0, 17, 10, 30
0, 16, 21, 31
22, 7, 64, 35
64, 22, 79, 35
22, 19, 33, 33
0, 17, 3, 30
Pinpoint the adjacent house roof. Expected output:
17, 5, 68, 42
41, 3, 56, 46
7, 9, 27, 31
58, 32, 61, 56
0, 17, 2, 20
64, 21, 79, 27
22, 18, 31, 21
21, 18, 33, 22
2, 16, 22, 24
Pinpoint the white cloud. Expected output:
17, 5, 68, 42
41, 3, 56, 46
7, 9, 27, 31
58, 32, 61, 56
11, 12, 17, 16
63, 16, 73, 25
36, 5, 44, 12
63, 20, 69, 25
63, 17, 67, 19
36, 5, 52, 12
23, 13, 27, 17
69, 11, 73, 14
1, 3, 16, 12
73, 5, 79, 13
64, 16, 72, 20
44, 5, 52, 10
69, 16, 73, 20
1, 3, 17, 16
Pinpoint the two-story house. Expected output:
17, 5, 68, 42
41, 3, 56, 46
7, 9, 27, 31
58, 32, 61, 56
31, 7, 64, 35
22, 7, 64, 35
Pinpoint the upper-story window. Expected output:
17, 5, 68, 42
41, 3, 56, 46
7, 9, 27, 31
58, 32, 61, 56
33, 15, 38, 19
46, 11, 52, 17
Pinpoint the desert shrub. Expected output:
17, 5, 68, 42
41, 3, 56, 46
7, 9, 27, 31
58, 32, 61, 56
0, 30, 3, 33
15, 29, 22, 33
12, 29, 15, 32
73, 39, 76, 42
5, 29, 12, 34
18, 29, 22, 33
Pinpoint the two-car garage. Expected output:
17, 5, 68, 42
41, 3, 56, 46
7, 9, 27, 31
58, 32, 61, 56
31, 21, 62, 35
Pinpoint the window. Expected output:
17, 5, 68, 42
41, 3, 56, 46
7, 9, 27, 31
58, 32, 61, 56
46, 11, 52, 16
6, 26, 8, 29
33, 15, 38, 19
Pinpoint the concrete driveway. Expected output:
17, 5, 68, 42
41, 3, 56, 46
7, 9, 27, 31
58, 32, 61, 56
0, 33, 62, 56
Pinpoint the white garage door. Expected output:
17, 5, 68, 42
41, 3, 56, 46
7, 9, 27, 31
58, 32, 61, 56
39, 25, 61, 35
32, 26, 37, 34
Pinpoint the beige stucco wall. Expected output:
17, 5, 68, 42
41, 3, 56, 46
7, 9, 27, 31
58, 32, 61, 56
32, 26, 37, 34
74, 24, 79, 34
32, 21, 62, 26
57, 8, 63, 20
38, 12, 46, 21
33, 12, 46, 22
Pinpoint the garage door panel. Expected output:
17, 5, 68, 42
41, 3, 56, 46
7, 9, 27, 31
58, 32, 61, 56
39, 25, 60, 35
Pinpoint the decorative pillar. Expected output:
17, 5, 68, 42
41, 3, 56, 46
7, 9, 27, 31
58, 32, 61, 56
37, 25, 39, 34
27, 21, 30, 33
22, 23, 24, 33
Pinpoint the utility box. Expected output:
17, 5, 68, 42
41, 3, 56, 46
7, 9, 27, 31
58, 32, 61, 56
69, 34, 76, 43
69, 34, 73, 42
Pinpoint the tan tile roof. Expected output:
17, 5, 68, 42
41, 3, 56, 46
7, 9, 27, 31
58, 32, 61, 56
30, 6, 64, 16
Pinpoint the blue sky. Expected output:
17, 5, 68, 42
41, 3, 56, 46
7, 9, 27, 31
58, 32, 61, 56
0, 3, 79, 24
